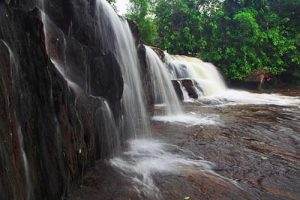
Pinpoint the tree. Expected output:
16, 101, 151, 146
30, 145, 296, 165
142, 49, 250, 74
126, 0, 300, 83
126, 0, 158, 45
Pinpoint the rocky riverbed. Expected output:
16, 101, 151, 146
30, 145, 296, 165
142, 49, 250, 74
72, 92, 300, 200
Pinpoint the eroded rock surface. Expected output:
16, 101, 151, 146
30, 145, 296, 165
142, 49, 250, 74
0, 1, 145, 199
72, 102, 300, 200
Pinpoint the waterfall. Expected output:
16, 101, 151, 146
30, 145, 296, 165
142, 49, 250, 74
95, 100, 121, 158
96, 0, 150, 136
166, 54, 300, 106
145, 46, 182, 115
50, 59, 82, 93
40, 0, 151, 162
166, 55, 227, 97
178, 81, 191, 102
1, 40, 33, 200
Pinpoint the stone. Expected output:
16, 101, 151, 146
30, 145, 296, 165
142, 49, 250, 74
181, 79, 199, 99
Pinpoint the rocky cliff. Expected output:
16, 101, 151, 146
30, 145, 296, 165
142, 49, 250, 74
0, 1, 152, 199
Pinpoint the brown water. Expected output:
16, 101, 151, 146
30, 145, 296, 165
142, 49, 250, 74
72, 92, 300, 200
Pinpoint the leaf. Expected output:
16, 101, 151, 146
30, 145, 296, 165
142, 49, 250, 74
184, 197, 191, 200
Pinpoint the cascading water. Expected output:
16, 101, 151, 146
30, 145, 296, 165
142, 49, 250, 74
166, 55, 227, 96
1, 40, 33, 200
91, 2, 222, 198
145, 46, 182, 115
145, 46, 218, 127
166, 54, 300, 106
41, 4, 123, 160
110, 139, 215, 199
41, 12, 83, 94
96, 0, 150, 136
95, 100, 121, 158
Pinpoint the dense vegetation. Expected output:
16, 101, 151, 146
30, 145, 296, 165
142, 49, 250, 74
124, 0, 300, 83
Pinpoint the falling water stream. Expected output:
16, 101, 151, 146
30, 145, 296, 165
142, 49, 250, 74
1, 0, 300, 199
166, 54, 300, 106
145, 46, 182, 115
92, 1, 230, 198
96, 0, 150, 136
1, 40, 33, 200
167, 55, 227, 96
37, 0, 300, 199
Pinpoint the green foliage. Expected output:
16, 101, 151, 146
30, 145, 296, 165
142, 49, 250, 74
126, 0, 158, 44
125, 0, 300, 81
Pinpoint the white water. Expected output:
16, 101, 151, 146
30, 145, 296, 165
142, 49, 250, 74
17, 125, 32, 200
110, 139, 214, 199
166, 54, 300, 107
144, 47, 221, 127
95, 100, 121, 157
145, 46, 182, 115
152, 112, 219, 127
200, 89, 300, 107
41, 12, 83, 94
96, 0, 150, 136
50, 59, 82, 93
2, 40, 33, 200
166, 55, 227, 96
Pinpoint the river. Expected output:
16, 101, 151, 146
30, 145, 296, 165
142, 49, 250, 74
72, 90, 300, 200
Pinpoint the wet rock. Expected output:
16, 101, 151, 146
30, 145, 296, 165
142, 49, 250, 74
181, 79, 198, 99
0, 1, 125, 200
0, 1, 164, 200
0, 4, 88, 199
91, 52, 123, 116
172, 80, 184, 101
6, 0, 37, 10
150, 46, 165, 61
138, 45, 155, 112
128, 19, 141, 46
42, 0, 126, 119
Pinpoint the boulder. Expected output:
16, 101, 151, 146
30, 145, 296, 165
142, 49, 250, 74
181, 79, 199, 99
172, 80, 184, 101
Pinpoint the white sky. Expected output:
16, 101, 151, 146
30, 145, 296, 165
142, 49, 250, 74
115, 0, 130, 15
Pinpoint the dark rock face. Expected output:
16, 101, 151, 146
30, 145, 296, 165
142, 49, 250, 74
171, 79, 203, 100
172, 80, 184, 101
151, 46, 165, 61
181, 79, 199, 99
42, 0, 124, 118
0, 4, 87, 200
0, 1, 141, 200
91, 52, 123, 116
0, 0, 153, 199
138, 45, 154, 112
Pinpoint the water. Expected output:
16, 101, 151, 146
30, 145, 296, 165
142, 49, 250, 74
41, 6, 122, 158
166, 55, 227, 96
50, 59, 82, 93
177, 80, 191, 102
166, 54, 300, 106
110, 139, 214, 199
152, 112, 219, 127
200, 89, 300, 107
40, 1, 298, 199
145, 47, 220, 128
1, 40, 33, 200
91, 4, 235, 198
17, 125, 32, 200
145, 46, 182, 115
96, 0, 150, 136
41, 12, 83, 93
94, 99, 121, 158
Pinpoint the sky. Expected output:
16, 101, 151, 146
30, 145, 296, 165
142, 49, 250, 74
115, 0, 130, 15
